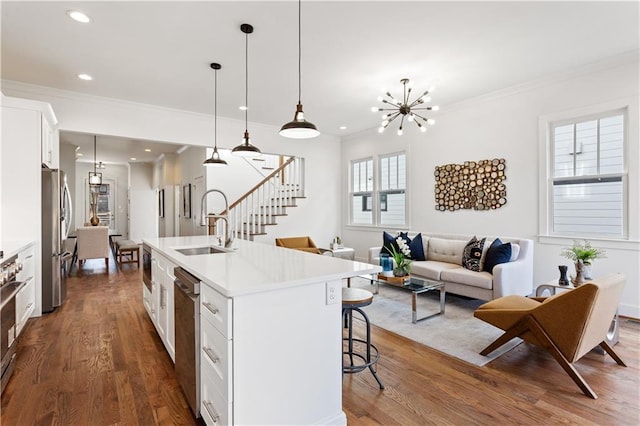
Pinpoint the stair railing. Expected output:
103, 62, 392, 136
209, 156, 304, 240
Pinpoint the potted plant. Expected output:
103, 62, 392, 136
561, 240, 606, 280
386, 237, 412, 277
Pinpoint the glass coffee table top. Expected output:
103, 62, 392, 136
355, 274, 446, 323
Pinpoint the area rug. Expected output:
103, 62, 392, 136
348, 277, 522, 367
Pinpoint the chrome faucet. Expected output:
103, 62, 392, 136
200, 189, 233, 247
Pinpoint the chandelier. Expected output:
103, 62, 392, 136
372, 78, 439, 135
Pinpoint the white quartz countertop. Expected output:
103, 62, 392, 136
143, 236, 380, 297
1, 240, 35, 261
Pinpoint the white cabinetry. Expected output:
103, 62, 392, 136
199, 279, 343, 426
2, 96, 58, 317
146, 250, 176, 361
200, 284, 233, 425
15, 243, 36, 336
40, 113, 59, 169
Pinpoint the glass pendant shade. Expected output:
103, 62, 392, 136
89, 135, 102, 185
88, 171, 102, 185
232, 131, 261, 157
279, 103, 319, 139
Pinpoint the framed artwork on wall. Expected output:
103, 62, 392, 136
183, 184, 191, 218
158, 189, 165, 218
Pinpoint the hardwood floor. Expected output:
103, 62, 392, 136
2, 257, 638, 425
1, 258, 199, 425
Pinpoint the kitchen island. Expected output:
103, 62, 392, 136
143, 236, 380, 426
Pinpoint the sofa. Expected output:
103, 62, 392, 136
369, 232, 534, 301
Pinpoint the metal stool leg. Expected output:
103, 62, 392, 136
342, 305, 384, 389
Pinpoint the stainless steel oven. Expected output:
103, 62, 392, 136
1, 255, 25, 395
142, 244, 152, 292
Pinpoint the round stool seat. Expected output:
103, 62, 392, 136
342, 287, 373, 307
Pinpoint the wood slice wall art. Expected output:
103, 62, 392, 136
434, 158, 506, 211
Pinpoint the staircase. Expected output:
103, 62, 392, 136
207, 156, 305, 241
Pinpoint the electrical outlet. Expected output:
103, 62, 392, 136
326, 281, 340, 305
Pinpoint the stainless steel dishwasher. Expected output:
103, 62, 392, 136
174, 267, 201, 417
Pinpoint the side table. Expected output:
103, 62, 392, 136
535, 279, 620, 352
327, 246, 355, 260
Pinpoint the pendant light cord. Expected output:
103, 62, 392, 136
214, 67, 218, 149
93, 135, 97, 174
298, 0, 302, 104
245, 29, 249, 134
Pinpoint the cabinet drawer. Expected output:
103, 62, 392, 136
201, 364, 233, 426
201, 314, 232, 399
201, 285, 232, 338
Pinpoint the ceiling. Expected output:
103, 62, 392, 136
2, 1, 638, 163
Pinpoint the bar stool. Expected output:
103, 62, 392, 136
342, 287, 384, 389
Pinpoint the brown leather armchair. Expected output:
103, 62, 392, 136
275, 236, 333, 256
474, 273, 626, 398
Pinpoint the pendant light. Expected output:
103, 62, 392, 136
279, 0, 319, 139
203, 62, 228, 167
232, 23, 261, 157
88, 135, 102, 185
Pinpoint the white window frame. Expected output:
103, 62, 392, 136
538, 102, 630, 242
378, 152, 407, 227
349, 152, 407, 227
349, 158, 374, 225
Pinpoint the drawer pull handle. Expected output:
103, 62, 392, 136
203, 302, 219, 315
203, 346, 219, 363
203, 400, 220, 422
25, 254, 33, 260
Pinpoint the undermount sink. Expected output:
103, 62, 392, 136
175, 246, 230, 256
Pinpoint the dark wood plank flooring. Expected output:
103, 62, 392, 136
2, 257, 638, 425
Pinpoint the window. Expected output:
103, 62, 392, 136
350, 153, 406, 226
351, 158, 373, 224
550, 110, 626, 238
379, 153, 406, 226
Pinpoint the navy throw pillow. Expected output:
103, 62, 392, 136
409, 233, 426, 261
483, 238, 512, 273
380, 231, 411, 256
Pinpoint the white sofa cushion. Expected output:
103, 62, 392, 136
411, 261, 461, 281
426, 238, 466, 265
441, 268, 493, 290
510, 243, 520, 261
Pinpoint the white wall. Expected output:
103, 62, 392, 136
1, 82, 343, 248
342, 56, 640, 318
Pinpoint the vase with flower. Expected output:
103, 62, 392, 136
386, 237, 412, 277
561, 240, 606, 282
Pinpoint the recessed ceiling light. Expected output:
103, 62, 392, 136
130, 157, 137, 161
76, 153, 83, 157
339, 126, 347, 130
239, 106, 248, 111
77, 73, 93, 81
66, 10, 92, 23
144, 148, 151, 152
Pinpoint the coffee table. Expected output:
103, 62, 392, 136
370, 274, 446, 323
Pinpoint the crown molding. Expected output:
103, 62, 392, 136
439, 50, 639, 116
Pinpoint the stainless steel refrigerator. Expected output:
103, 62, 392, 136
41, 168, 72, 313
